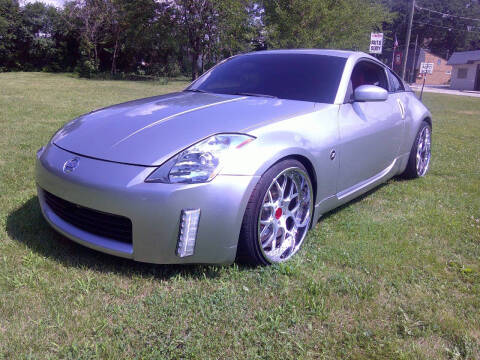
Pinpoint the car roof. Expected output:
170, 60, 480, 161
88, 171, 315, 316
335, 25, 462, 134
244, 49, 379, 62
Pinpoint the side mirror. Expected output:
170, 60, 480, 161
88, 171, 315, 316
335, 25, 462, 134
353, 85, 388, 102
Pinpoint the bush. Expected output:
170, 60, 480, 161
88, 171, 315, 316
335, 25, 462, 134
75, 60, 97, 78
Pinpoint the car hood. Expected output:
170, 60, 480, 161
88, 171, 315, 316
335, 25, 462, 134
53, 92, 317, 166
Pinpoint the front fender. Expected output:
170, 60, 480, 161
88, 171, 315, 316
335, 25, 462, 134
222, 131, 317, 177
220, 106, 340, 209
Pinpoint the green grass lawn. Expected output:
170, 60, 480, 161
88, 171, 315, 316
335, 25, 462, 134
0, 72, 479, 359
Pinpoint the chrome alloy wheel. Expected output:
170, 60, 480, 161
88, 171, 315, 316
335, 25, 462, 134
257, 167, 313, 263
416, 126, 431, 177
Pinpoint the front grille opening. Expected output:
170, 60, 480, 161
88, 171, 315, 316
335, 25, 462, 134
43, 190, 133, 244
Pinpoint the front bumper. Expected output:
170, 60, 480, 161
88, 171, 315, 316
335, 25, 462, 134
36, 144, 259, 264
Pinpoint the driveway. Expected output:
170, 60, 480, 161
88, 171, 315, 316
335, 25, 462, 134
410, 84, 480, 98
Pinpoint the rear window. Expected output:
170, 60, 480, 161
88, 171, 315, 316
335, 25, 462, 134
190, 53, 347, 104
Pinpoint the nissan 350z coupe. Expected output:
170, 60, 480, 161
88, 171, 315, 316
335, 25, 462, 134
36, 49, 432, 265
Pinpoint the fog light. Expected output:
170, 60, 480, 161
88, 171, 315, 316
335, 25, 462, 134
177, 209, 200, 257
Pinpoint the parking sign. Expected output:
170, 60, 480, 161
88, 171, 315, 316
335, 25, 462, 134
420, 62, 434, 74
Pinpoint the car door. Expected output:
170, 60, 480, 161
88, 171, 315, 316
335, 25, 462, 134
337, 60, 405, 193
386, 68, 409, 152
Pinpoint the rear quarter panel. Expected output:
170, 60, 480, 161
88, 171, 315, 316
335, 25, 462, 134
401, 92, 432, 152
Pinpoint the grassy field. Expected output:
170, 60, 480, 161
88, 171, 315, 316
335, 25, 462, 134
0, 72, 479, 359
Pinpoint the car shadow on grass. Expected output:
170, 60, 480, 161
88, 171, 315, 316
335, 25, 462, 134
6, 196, 230, 280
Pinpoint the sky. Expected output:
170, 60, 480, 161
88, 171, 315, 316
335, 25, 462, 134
24, 0, 66, 7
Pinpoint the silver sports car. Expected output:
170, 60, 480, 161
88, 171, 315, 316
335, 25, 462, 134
36, 49, 432, 265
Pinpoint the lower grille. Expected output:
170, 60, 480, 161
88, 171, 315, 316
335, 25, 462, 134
43, 190, 133, 244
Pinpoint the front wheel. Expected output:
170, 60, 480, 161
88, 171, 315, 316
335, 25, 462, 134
236, 159, 314, 265
402, 121, 432, 178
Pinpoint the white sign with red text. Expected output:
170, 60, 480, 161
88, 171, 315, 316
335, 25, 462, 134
369, 33, 384, 54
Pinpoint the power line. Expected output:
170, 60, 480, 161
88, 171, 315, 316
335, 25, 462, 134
413, 20, 480, 34
415, 4, 480, 22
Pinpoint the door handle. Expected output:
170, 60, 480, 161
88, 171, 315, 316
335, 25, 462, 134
397, 99, 406, 119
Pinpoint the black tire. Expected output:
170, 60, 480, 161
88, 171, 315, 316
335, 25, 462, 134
401, 121, 432, 179
236, 159, 313, 266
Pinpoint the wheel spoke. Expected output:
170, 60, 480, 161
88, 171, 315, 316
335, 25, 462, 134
260, 218, 272, 226
260, 224, 270, 238
263, 228, 276, 247
295, 210, 311, 228
263, 201, 275, 210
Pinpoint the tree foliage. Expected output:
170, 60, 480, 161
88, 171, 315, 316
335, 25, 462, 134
382, 0, 480, 60
262, 0, 392, 51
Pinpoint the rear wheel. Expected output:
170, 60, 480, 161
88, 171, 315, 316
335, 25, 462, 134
402, 121, 432, 178
236, 159, 314, 265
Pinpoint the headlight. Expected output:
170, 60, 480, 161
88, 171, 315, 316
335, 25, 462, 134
145, 134, 255, 184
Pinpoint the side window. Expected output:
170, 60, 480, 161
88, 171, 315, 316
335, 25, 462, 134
350, 61, 389, 92
458, 68, 468, 79
388, 69, 404, 92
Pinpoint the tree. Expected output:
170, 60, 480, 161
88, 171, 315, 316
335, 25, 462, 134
176, 0, 258, 80
20, 2, 59, 70
119, 0, 180, 76
262, 0, 392, 51
176, 0, 216, 80
66, 0, 111, 74
0, 0, 22, 70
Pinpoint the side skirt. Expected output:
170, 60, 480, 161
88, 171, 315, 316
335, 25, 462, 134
312, 157, 403, 224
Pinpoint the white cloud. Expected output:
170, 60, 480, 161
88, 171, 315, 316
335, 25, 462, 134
23, 0, 66, 8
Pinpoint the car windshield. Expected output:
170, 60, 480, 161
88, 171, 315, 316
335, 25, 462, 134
188, 53, 347, 104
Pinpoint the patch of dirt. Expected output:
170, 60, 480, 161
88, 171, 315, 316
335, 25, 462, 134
458, 110, 480, 116
406, 335, 449, 358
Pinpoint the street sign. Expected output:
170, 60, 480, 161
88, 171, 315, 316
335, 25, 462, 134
420, 62, 434, 74
369, 33, 384, 54
394, 51, 402, 65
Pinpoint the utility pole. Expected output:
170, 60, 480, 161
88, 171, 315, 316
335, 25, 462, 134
410, 34, 418, 83
402, 0, 415, 80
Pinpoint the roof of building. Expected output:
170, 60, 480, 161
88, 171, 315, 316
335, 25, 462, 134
447, 50, 480, 65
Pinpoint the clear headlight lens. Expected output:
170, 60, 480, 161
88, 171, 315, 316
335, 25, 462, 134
145, 134, 254, 184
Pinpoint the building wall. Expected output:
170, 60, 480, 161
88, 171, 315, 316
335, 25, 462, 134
450, 61, 480, 90
415, 52, 452, 85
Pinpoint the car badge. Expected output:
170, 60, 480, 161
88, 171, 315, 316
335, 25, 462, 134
63, 158, 80, 173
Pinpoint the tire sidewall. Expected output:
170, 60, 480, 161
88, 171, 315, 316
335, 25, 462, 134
405, 121, 432, 179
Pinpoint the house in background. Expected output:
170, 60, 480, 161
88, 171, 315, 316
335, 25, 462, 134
447, 50, 480, 91
413, 49, 452, 86
385, 47, 452, 85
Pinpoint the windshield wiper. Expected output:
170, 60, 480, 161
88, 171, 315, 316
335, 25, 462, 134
184, 88, 208, 93
233, 92, 278, 99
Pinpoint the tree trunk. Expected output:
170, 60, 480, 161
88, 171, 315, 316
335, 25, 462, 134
111, 36, 119, 75
93, 42, 98, 71
191, 51, 200, 81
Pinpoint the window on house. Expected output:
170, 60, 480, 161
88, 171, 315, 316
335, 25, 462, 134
458, 68, 468, 79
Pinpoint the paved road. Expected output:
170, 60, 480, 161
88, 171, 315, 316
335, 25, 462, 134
410, 84, 480, 98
